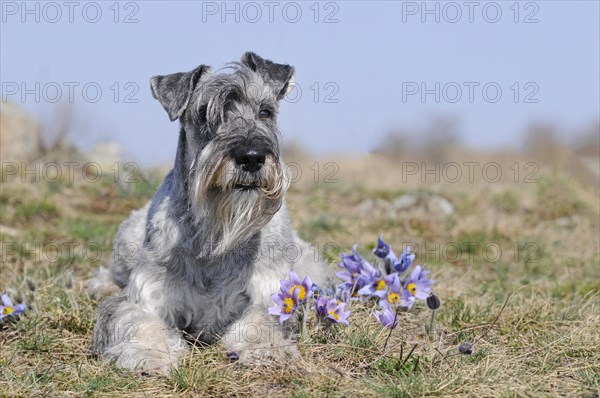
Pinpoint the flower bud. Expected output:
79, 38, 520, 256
426, 292, 441, 310
228, 351, 239, 362
458, 342, 474, 355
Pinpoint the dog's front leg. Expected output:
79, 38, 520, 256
222, 305, 299, 365
92, 296, 188, 374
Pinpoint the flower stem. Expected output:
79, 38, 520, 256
428, 309, 436, 336
301, 300, 308, 341
382, 307, 399, 351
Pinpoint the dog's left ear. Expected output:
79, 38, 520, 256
150, 65, 210, 122
241, 52, 295, 101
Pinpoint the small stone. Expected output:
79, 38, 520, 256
555, 215, 579, 227
392, 194, 419, 210
429, 195, 454, 216
358, 198, 390, 214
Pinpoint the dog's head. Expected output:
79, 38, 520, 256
150, 52, 294, 254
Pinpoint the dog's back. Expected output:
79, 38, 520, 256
87, 201, 149, 297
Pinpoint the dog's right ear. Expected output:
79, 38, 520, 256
150, 65, 210, 122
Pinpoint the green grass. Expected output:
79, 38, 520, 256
492, 190, 520, 214
64, 217, 117, 245
299, 214, 345, 242
535, 175, 586, 219
14, 199, 58, 221
1, 162, 598, 397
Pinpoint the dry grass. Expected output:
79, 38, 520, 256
1, 152, 599, 397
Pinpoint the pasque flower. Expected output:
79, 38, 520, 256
374, 235, 394, 260
458, 342, 474, 355
337, 245, 379, 296
393, 246, 416, 273
0, 292, 26, 320
375, 273, 402, 306
314, 295, 330, 317
268, 290, 299, 324
358, 271, 396, 297
281, 272, 313, 302
325, 301, 351, 325
269, 236, 438, 332
374, 304, 398, 329
336, 245, 365, 283
374, 235, 398, 274
401, 265, 434, 309
373, 236, 415, 274
269, 272, 316, 323
426, 292, 441, 334
315, 296, 351, 325
426, 292, 441, 310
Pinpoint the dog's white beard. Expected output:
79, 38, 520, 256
191, 149, 288, 258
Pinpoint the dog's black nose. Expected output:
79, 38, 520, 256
234, 148, 266, 172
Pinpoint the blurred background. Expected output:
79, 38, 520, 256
1, 1, 599, 167
1, 0, 598, 261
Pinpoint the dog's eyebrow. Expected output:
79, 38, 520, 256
223, 89, 242, 108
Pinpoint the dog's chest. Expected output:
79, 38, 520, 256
164, 251, 254, 341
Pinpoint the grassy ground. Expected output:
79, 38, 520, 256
0, 153, 598, 397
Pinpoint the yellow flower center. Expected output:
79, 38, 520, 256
375, 280, 386, 290
289, 285, 307, 300
388, 292, 400, 304
2, 306, 14, 315
327, 309, 340, 321
282, 297, 295, 314
407, 282, 417, 296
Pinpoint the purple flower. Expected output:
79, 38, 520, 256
360, 260, 381, 281
0, 292, 26, 320
458, 342, 474, 355
374, 235, 400, 274
336, 245, 379, 296
315, 296, 330, 317
227, 351, 239, 362
281, 271, 313, 302
315, 296, 351, 325
401, 265, 434, 309
336, 244, 365, 284
374, 235, 394, 260
268, 272, 317, 323
374, 304, 398, 329
374, 273, 402, 307
393, 246, 416, 273
311, 284, 323, 295
358, 271, 395, 297
325, 301, 351, 326
334, 285, 353, 302
268, 291, 299, 324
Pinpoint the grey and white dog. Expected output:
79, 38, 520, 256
89, 52, 326, 374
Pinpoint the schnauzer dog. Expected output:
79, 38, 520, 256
90, 52, 327, 374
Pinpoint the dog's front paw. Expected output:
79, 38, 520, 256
109, 347, 181, 376
236, 341, 299, 366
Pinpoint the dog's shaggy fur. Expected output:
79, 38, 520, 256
89, 52, 327, 374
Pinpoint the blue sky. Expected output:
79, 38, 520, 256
1, 1, 599, 165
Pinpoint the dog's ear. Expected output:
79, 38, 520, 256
241, 52, 295, 101
150, 65, 210, 122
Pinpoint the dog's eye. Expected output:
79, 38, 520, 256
258, 109, 272, 120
